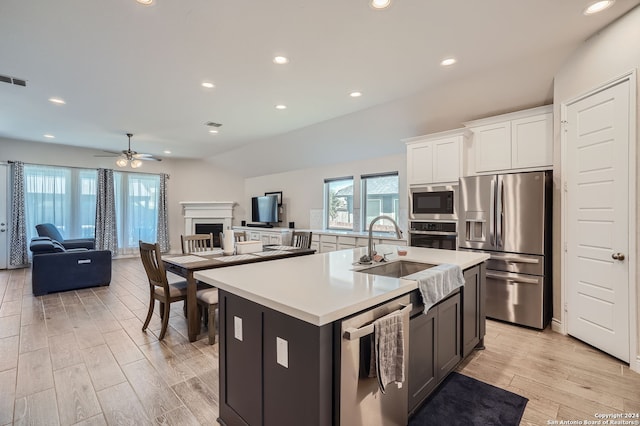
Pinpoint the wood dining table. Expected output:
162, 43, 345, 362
162, 246, 315, 342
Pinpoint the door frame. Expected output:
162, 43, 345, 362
560, 69, 637, 372
0, 163, 7, 269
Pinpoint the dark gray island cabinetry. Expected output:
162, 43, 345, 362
407, 263, 485, 416
194, 246, 489, 426
219, 291, 333, 426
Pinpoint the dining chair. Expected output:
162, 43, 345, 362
291, 231, 312, 249
196, 288, 219, 344
139, 240, 189, 340
181, 233, 214, 254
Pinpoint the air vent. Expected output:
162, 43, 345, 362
0, 74, 28, 87
205, 121, 223, 128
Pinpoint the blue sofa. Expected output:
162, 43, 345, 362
29, 237, 111, 296
35, 223, 95, 250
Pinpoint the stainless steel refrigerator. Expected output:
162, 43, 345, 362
458, 171, 552, 329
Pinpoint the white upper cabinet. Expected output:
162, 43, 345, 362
404, 128, 469, 186
464, 105, 553, 174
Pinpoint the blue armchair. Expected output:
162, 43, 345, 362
35, 223, 95, 250
29, 237, 111, 296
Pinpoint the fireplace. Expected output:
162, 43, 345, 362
180, 201, 236, 248
195, 223, 224, 247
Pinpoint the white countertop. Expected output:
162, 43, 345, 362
194, 246, 489, 326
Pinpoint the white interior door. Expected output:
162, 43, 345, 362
565, 78, 630, 362
0, 164, 7, 269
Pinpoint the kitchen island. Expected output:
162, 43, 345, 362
195, 245, 489, 426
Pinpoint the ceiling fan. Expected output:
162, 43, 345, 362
95, 133, 162, 168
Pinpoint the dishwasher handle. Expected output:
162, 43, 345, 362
343, 303, 412, 341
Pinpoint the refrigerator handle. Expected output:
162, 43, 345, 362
489, 178, 495, 247
496, 178, 504, 248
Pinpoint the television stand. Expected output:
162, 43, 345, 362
246, 223, 274, 228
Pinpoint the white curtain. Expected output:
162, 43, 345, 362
114, 171, 160, 256
23, 165, 97, 243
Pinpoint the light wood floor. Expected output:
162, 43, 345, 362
1, 258, 639, 425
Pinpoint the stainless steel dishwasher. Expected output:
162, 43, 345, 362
339, 294, 412, 426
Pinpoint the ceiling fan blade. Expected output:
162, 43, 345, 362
139, 156, 162, 162
132, 153, 153, 158
94, 151, 122, 157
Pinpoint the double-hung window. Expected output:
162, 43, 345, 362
324, 176, 354, 230
361, 172, 399, 232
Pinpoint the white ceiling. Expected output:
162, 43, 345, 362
1, 0, 638, 176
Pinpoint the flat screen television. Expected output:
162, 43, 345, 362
251, 195, 279, 226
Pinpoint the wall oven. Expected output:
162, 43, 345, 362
409, 184, 458, 221
409, 221, 457, 251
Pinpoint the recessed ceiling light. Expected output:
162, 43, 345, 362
583, 0, 615, 14
48, 97, 65, 105
163, 150, 171, 154
273, 56, 289, 65
43, 134, 55, 138
350, 91, 362, 98
209, 129, 219, 134
440, 58, 457, 66
136, 0, 153, 5
371, 0, 391, 9
275, 104, 287, 110
201, 82, 215, 89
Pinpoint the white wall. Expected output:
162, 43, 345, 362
553, 5, 640, 362
243, 153, 407, 232
0, 137, 245, 253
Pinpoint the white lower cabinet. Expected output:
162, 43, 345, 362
311, 233, 407, 253
234, 227, 291, 246
337, 236, 356, 251
319, 235, 337, 253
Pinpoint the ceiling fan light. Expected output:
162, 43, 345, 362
130, 159, 143, 168
116, 158, 128, 167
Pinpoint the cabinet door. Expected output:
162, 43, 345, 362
473, 122, 511, 173
407, 141, 433, 185
511, 112, 553, 169
221, 292, 263, 426
269, 234, 282, 245
337, 236, 356, 251
432, 137, 460, 183
261, 234, 271, 245
408, 309, 437, 414
320, 243, 337, 252
249, 231, 261, 241
263, 310, 333, 426
435, 293, 461, 382
462, 265, 483, 357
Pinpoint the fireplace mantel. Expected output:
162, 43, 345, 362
180, 201, 236, 235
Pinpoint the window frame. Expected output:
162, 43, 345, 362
360, 171, 400, 232
324, 176, 354, 231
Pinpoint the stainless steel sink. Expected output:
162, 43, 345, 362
357, 260, 435, 278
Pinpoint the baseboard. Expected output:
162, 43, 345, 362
551, 318, 564, 334
631, 355, 640, 374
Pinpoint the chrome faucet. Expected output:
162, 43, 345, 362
359, 215, 403, 264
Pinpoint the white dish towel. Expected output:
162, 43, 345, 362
372, 310, 405, 394
405, 263, 465, 314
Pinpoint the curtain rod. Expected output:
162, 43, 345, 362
7, 160, 170, 179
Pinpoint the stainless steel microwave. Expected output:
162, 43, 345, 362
409, 184, 458, 221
